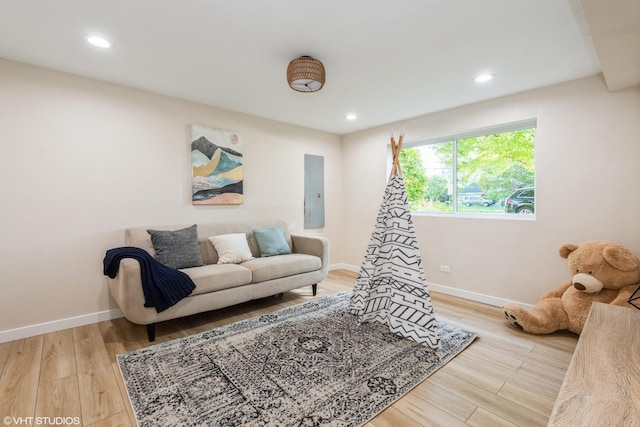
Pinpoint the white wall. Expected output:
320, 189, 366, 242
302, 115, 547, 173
0, 59, 343, 335
342, 75, 640, 306
3, 58, 639, 338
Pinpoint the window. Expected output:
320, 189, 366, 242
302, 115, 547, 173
399, 119, 536, 216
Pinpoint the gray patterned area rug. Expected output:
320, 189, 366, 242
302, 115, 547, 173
117, 292, 478, 427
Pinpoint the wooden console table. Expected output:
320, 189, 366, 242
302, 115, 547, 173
549, 302, 640, 426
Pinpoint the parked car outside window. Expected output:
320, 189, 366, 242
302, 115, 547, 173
504, 187, 535, 214
458, 195, 495, 207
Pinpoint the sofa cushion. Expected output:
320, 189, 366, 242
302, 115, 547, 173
253, 227, 292, 257
183, 264, 252, 296
126, 220, 293, 265
147, 224, 204, 269
208, 233, 254, 264
241, 253, 321, 283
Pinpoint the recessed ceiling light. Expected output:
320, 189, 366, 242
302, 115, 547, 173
345, 113, 357, 121
87, 36, 111, 48
474, 73, 495, 83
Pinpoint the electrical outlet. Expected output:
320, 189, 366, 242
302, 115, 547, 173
440, 265, 451, 273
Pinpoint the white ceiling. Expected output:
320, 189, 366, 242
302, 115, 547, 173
0, 0, 635, 135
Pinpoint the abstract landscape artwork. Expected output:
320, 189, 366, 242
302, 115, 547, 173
191, 125, 243, 205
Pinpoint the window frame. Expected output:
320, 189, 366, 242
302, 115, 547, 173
399, 118, 537, 219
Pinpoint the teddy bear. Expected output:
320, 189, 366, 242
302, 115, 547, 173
503, 240, 640, 335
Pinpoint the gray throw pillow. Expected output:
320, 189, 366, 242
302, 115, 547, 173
147, 224, 204, 269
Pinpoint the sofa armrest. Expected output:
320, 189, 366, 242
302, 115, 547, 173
106, 258, 151, 325
291, 234, 329, 274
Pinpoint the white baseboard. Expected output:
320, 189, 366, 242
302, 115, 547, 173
427, 282, 531, 308
1, 267, 532, 344
331, 264, 532, 309
329, 263, 359, 272
0, 308, 124, 344
5, 266, 347, 343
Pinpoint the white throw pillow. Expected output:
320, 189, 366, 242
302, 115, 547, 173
208, 233, 254, 264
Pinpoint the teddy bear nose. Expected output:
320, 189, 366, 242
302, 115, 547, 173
574, 283, 586, 290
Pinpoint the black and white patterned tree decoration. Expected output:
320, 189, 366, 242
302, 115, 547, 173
348, 128, 440, 349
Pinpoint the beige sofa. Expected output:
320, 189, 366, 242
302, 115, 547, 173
107, 220, 329, 341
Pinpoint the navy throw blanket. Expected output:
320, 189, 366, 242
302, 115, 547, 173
103, 246, 196, 313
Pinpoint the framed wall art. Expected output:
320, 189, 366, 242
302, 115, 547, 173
191, 125, 243, 205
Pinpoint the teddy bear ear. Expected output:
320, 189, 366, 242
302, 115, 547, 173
603, 246, 638, 271
559, 243, 578, 258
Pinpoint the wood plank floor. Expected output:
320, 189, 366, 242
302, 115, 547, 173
0, 270, 578, 426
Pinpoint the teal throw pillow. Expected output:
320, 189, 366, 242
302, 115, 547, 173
253, 227, 292, 257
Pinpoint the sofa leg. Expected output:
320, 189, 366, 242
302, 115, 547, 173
312, 284, 317, 296
146, 323, 156, 342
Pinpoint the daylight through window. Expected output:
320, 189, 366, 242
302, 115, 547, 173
399, 119, 536, 216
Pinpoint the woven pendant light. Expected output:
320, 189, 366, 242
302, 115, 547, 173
287, 56, 325, 92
